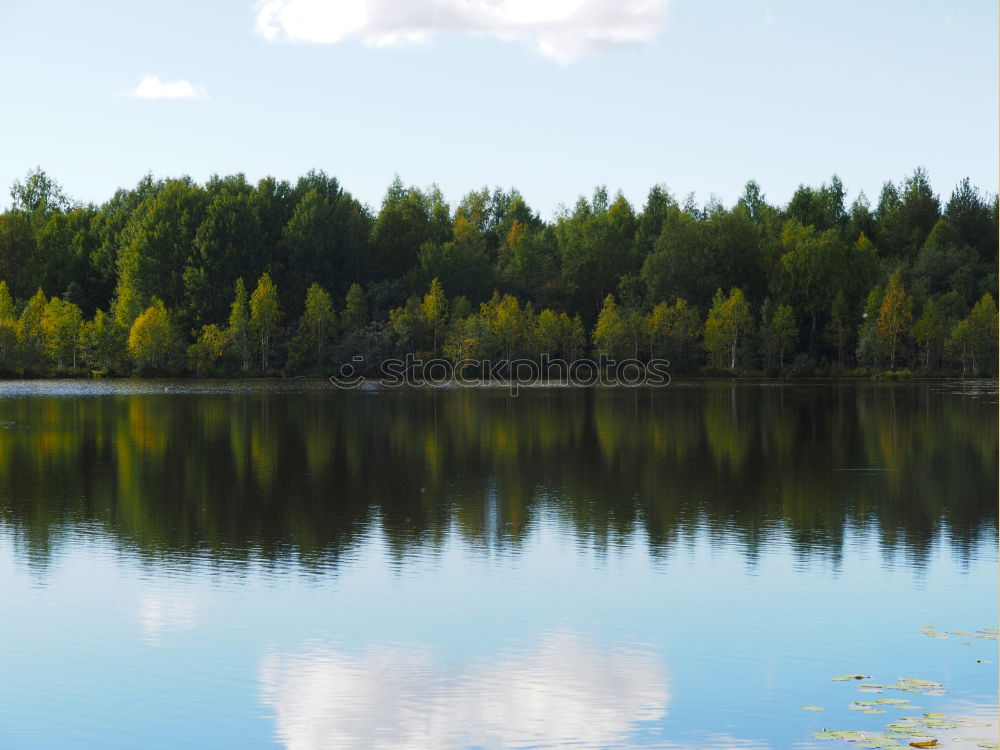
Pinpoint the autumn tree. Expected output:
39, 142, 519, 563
421, 277, 448, 354
592, 294, 627, 358
482, 292, 526, 368
703, 288, 753, 370
646, 298, 700, 367
128, 298, 175, 373
876, 271, 913, 369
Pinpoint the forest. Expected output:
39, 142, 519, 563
0, 167, 996, 378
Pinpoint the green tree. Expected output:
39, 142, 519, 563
370, 178, 444, 281
498, 217, 559, 300
703, 288, 753, 370
80, 309, 126, 374
824, 291, 853, 368
290, 283, 337, 371
250, 273, 282, 372
419, 217, 495, 303
0, 213, 42, 300
342, 282, 368, 334
621, 306, 646, 360
281, 186, 349, 313
10, 167, 71, 225
115, 178, 207, 325
388, 297, 426, 353
875, 167, 941, 261
561, 314, 586, 361
911, 297, 947, 370
187, 178, 263, 326
0, 281, 17, 372
536, 309, 562, 357
856, 286, 884, 369
646, 298, 701, 367
557, 190, 638, 314
944, 177, 998, 263
758, 297, 775, 369
42, 297, 83, 369
18, 288, 48, 371
770, 303, 798, 369
950, 293, 999, 375
228, 278, 253, 373
0, 281, 14, 320
774, 220, 856, 351
187, 323, 230, 376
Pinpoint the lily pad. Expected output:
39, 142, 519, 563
813, 730, 866, 741
860, 737, 903, 749
801, 706, 824, 711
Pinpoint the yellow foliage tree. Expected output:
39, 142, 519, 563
876, 270, 912, 369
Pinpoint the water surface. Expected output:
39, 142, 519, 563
0, 380, 996, 748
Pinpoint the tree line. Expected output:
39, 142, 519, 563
0, 167, 996, 377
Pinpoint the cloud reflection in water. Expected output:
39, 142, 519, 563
139, 591, 198, 645
259, 629, 669, 749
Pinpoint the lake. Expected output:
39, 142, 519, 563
0, 380, 996, 749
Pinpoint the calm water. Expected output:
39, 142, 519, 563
0, 380, 996, 749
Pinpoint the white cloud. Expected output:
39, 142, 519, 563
255, 0, 667, 64
131, 76, 208, 100
259, 629, 669, 749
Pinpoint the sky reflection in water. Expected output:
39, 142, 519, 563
0, 381, 995, 749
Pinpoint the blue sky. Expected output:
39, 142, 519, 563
1, 0, 996, 218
